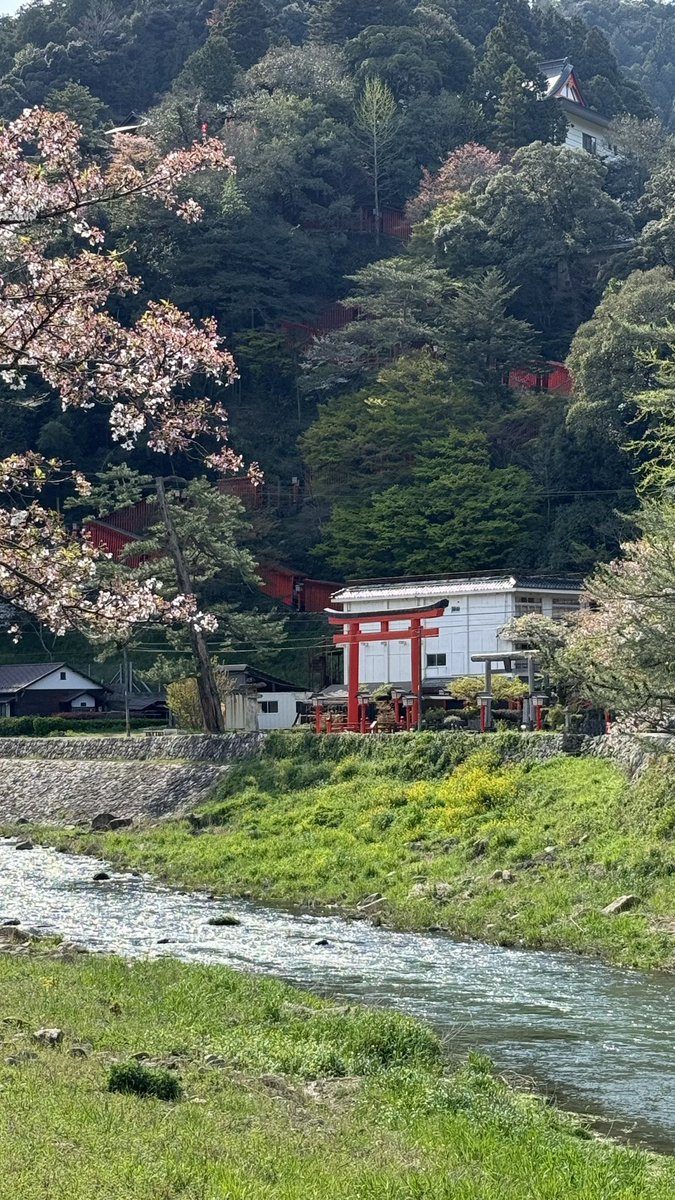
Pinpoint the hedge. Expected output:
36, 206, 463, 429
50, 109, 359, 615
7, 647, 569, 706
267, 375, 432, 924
0, 716, 166, 737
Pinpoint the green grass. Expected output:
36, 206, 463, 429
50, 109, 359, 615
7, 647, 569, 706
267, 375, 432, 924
10, 731, 675, 970
0, 944, 673, 1199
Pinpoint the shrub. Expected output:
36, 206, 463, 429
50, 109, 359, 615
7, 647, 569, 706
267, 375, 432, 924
167, 677, 204, 731
422, 707, 447, 730
107, 1062, 182, 1102
0, 716, 164, 738
437, 751, 522, 829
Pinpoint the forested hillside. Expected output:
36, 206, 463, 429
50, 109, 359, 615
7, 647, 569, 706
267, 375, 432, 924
2, 0, 675, 595
560, 2, 675, 125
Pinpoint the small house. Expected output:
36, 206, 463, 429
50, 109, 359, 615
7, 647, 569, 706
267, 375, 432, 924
0, 662, 109, 718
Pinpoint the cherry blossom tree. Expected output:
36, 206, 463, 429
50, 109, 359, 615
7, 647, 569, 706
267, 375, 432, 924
406, 143, 503, 222
0, 107, 252, 732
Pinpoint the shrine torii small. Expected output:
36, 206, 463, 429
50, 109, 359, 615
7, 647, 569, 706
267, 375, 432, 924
326, 599, 449, 731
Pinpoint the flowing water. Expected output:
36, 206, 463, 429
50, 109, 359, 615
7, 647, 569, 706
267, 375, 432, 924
1, 839, 673, 1152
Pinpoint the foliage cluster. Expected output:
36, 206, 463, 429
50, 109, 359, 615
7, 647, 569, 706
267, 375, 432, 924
0, 716, 164, 737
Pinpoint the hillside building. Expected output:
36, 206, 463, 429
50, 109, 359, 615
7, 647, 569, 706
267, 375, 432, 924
540, 58, 617, 158
330, 575, 581, 694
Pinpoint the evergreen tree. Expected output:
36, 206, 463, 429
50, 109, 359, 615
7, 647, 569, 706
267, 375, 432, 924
493, 63, 566, 151
212, 0, 269, 70
310, 0, 413, 43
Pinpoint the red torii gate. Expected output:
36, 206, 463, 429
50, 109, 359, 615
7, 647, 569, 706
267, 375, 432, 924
326, 600, 449, 731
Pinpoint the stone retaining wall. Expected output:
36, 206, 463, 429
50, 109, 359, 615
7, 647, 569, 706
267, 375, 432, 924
0, 732, 264, 825
0, 732, 265, 763
583, 731, 675, 777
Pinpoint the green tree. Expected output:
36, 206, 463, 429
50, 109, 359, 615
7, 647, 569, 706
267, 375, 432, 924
493, 63, 566, 150
310, 0, 413, 43
316, 429, 540, 577
439, 269, 539, 386
433, 143, 631, 357
355, 77, 399, 245
566, 268, 675, 445
302, 354, 483, 501
212, 0, 269, 70
303, 257, 447, 391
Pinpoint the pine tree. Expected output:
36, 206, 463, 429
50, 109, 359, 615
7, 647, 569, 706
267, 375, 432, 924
212, 0, 269, 69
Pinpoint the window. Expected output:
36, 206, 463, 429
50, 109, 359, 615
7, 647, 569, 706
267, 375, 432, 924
552, 598, 579, 620
515, 595, 542, 617
582, 132, 597, 155
260, 700, 279, 715
59, 671, 67, 680
79, 701, 88, 708
426, 653, 447, 668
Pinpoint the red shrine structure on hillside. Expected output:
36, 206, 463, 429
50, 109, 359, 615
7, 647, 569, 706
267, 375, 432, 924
323, 599, 449, 732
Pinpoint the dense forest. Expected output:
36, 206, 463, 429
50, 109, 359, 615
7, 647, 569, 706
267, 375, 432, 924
3, 0, 675, 622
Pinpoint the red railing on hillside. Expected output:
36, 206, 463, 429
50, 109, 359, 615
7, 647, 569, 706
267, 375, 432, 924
299, 207, 412, 243
506, 362, 573, 395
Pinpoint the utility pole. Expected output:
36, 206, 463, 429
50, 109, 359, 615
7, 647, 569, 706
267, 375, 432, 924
155, 476, 225, 734
123, 646, 131, 738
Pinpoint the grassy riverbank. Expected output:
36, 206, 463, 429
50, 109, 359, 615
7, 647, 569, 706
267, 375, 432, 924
0, 942, 673, 1199
11, 731, 675, 970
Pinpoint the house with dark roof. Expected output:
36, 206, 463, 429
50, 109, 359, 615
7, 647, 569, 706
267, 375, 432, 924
0, 663, 109, 718
539, 58, 616, 158
328, 574, 581, 690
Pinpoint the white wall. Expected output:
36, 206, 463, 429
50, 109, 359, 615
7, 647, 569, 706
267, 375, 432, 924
70, 693, 96, 709
565, 114, 615, 158
31, 667, 101, 691
258, 690, 308, 730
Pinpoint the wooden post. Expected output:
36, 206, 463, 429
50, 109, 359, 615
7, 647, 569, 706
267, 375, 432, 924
411, 617, 423, 731
123, 646, 131, 739
155, 476, 225, 735
347, 638, 360, 730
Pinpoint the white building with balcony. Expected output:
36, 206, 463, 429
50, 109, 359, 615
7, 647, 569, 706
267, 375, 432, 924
330, 574, 581, 689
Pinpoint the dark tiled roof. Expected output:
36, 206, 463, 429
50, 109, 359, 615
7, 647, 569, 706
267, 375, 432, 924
0, 663, 66, 692
219, 663, 304, 691
515, 576, 582, 592
0, 663, 105, 693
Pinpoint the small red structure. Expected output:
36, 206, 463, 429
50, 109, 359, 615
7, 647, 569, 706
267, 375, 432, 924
326, 600, 448, 731
506, 362, 573, 395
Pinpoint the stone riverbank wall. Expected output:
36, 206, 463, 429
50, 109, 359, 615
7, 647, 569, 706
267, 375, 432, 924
0, 733, 265, 825
0, 729, 671, 828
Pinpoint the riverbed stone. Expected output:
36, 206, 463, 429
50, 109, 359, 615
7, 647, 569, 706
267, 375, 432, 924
602, 894, 640, 916
0, 925, 30, 943
14, 840, 33, 851
90, 813, 117, 832
68, 1043, 93, 1058
207, 915, 241, 927
92, 871, 111, 881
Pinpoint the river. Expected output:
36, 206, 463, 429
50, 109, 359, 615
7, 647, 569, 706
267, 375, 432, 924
1, 839, 673, 1152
